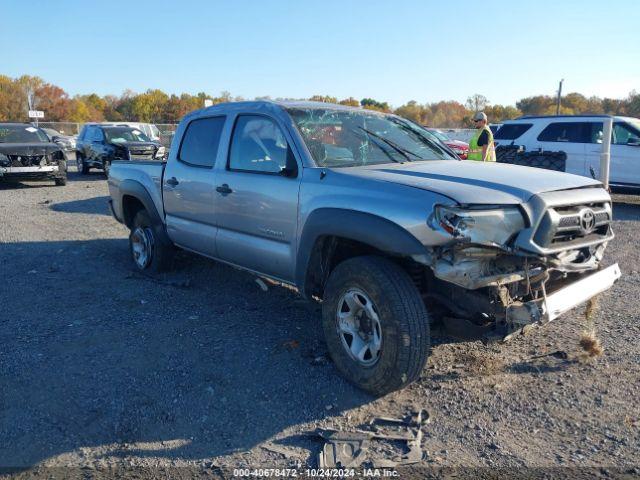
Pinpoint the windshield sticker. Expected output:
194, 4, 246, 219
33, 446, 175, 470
25, 127, 38, 132
132, 130, 142, 135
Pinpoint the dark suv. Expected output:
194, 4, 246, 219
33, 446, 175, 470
76, 124, 165, 176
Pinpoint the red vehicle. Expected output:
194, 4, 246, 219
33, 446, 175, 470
426, 128, 469, 159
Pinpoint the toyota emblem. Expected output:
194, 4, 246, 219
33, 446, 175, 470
580, 208, 596, 234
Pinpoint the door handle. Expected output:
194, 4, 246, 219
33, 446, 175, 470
166, 177, 179, 187
216, 184, 233, 194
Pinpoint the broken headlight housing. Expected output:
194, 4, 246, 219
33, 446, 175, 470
430, 205, 526, 245
155, 146, 166, 159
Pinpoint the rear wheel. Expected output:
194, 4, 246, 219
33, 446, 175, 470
322, 255, 431, 396
54, 176, 67, 186
129, 210, 174, 273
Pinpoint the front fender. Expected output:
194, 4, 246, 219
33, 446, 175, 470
295, 208, 428, 293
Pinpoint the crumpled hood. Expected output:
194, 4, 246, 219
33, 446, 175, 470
340, 160, 602, 205
0, 142, 62, 156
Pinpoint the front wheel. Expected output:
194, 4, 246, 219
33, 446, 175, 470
129, 210, 174, 273
77, 153, 89, 174
322, 255, 431, 396
103, 159, 111, 177
54, 176, 67, 186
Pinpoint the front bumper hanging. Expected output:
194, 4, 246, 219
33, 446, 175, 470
507, 263, 621, 326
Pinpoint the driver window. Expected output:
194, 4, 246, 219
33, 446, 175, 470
95, 128, 105, 142
228, 115, 288, 173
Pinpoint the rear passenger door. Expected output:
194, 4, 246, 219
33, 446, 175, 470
534, 122, 588, 176
214, 114, 302, 282
163, 116, 227, 258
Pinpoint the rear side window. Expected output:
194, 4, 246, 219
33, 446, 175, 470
537, 122, 590, 143
178, 116, 226, 167
494, 123, 533, 140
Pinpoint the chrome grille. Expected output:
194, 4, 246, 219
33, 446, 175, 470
128, 147, 156, 160
533, 202, 612, 249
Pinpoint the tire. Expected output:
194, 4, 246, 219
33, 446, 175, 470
129, 210, 174, 274
54, 176, 67, 186
77, 153, 89, 174
322, 255, 431, 396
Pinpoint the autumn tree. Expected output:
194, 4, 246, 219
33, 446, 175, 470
466, 94, 489, 113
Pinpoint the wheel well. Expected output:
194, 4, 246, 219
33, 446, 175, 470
304, 235, 414, 299
122, 195, 145, 228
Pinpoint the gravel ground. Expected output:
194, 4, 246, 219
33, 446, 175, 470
0, 169, 639, 477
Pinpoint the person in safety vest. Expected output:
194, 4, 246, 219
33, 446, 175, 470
468, 112, 496, 162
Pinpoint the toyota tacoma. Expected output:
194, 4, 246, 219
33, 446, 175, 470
107, 101, 620, 395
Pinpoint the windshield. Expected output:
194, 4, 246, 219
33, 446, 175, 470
104, 128, 151, 143
287, 108, 455, 167
627, 119, 640, 134
0, 125, 50, 143
429, 130, 450, 142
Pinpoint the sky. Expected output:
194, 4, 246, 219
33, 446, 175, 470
2, 0, 638, 107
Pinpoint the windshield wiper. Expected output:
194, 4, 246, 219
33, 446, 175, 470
351, 130, 402, 163
391, 119, 451, 158
358, 127, 425, 161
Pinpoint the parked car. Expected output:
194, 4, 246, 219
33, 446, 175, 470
41, 127, 77, 158
76, 124, 165, 176
108, 101, 619, 395
489, 123, 502, 135
0, 123, 67, 186
494, 115, 640, 191
425, 128, 469, 159
99, 122, 162, 142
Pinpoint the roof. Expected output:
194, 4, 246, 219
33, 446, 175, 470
516, 114, 614, 120
0, 122, 36, 127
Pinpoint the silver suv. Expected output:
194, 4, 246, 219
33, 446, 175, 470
108, 101, 620, 395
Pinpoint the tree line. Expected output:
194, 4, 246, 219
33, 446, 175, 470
1, 74, 638, 127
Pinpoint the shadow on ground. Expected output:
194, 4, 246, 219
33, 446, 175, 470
0, 239, 371, 469
50, 195, 111, 216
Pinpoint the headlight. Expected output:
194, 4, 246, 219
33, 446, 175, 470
155, 146, 166, 159
430, 205, 525, 245
0, 153, 9, 166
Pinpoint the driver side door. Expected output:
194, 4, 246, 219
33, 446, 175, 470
214, 114, 302, 282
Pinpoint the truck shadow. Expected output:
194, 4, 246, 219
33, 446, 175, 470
49, 196, 112, 216
0, 238, 371, 470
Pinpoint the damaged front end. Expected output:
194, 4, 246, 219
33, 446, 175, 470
416, 198, 620, 337
0, 149, 67, 182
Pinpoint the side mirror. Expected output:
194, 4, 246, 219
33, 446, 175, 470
279, 147, 299, 178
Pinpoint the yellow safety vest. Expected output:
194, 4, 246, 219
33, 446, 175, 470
468, 126, 496, 162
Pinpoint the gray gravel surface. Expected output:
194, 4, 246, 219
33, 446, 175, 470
1, 170, 639, 476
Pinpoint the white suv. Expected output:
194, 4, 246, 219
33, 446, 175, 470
99, 122, 161, 142
495, 115, 640, 190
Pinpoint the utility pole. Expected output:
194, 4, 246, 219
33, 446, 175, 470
555, 79, 564, 115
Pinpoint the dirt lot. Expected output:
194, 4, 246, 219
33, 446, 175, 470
1, 168, 639, 477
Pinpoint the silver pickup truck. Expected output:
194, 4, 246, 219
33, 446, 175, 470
108, 101, 620, 395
